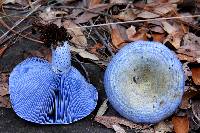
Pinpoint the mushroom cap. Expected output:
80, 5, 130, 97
9, 57, 98, 124
104, 41, 185, 124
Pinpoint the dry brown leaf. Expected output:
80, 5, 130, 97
89, 0, 101, 8
161, 21, 177, 34
177, 54, 196, 62
177, 33, 200, 62
75, 4, 110, 24
113, 9, 136, 21
0, 45, 8, 57
0, 73, 9, 96
89, 43, 103, 55
137, 11, 160, 19
95, 116, 151, 131
70, 46, 99, 60
126, 25, 136, 40
192, 98, 200, 123
111, 25, 127, 49
192, 67, 200, 85
63, 20, 87, 47
180, 89, 199, 109
164, 32, 183, 49
0, 96, 11, 108
127, 27, 148, 42
39, 7, 68, 23
110, 0, 128, 4
154, 121, 173, 133
4, 0, 28, 6
150, 26, 165, 34
172, 116, 189, 133
151, 33, 166, 42
154, 4, 174, 15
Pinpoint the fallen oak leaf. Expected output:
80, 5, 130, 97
172, 116, 189, 133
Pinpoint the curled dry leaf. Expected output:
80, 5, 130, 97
191, 67, 200, 85
95, 116, 152, 132
154, 121, 173, 133
70, 46, 99, 60
150, 26, 165, 34
113, 9, 137, 21
75, 4, 110, 24
137, 11, 159, 19
111, 24, 127, 49
63, 20, 87, 47
172, 116, 189, 133
154, 4, 174, 15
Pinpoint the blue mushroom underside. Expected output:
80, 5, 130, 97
9, 57, 97, 124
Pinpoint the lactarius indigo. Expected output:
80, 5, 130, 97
9, 41, 98, 124
104, 41, 185, 124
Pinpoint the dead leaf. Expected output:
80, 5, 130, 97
95, 116, 151, 131
192, 67, 200, 85
63, 20, 87, 47
172, 116, 189, 133
89, 0, 101, 8
127, 27, 148, 42
111, 24, 127, 49
151, 33, 166, 42
110, 0, 128, 4
183, 62, 192, 81
126, 25, 136, 40
0, 96, 11, 108
0, 73, 9, 96
161, 21, 177, 34
154, 121, 173, 133
137, 11, 160, 19
75, 4, 110, 24
180, 89, 199, 109
0, 45, 8, 57
70, 46, 99, 60
39, 7, 68, 22
150, 26, 165, 34
164, 32, 183, 49
154, 4, 174, 15
4, 0, 28, 6
176, 54, 196, 62
177, 33, 200, 62
113, 9, 136, 21
192, 98, 200, 122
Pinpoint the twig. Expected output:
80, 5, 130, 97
0, 5, 41, 42
89, 20, 114, 56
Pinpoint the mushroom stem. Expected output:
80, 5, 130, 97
51, 41, 71, 74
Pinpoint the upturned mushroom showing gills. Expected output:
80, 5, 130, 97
104, 41, 185, 124
9, 41, 98, 124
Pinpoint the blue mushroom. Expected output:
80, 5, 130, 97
104, 41, 185, 124
9, 41, 98, 124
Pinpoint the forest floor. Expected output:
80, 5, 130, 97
0, 0, 200, 133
